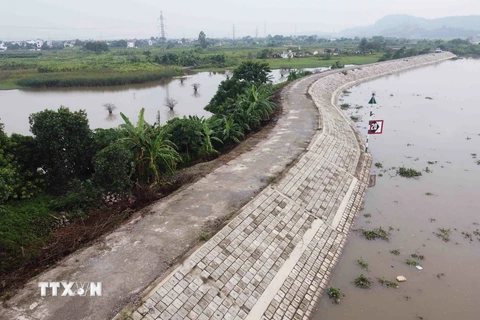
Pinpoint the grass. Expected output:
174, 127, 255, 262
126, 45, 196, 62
410, 253, 425, 260
397, 167, 422, 178
1, 47, 382, 89
350, 115, 361, 122
425, 192, 434, 196
16, 68, 183, 88
462, 231, 473, 241
262, 54, 383, 70
356, 258, 369, 271
377, 277, 398, 288
363, 213, 372, 218
390, 249, 401, 256
374, 162, 383, 168
327, 287, 342, 304
436, 273, 445, 279
362, 227, 390, 241
340, 103, 351, 110
435, 228, 451, 242
354, 274, 371, 289
406, 259, 420, 266
199, 233, 210, 241
0, 195, 56, 276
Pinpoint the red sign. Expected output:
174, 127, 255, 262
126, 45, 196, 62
368, 120, 384, 134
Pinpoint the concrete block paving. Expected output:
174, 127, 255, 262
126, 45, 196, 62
130, 52, 455, 320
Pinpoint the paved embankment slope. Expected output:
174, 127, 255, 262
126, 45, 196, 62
123, 52, 455, 320
0, 52, 454, 320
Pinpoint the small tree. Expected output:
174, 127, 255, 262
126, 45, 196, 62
233, 61, 271, 84
93, 143, 133, 195
29, 107, 94, 189
198, 31, 208, 49
358, 38, 368, 53
164, 98, 178, 110
103, 103, 117, 114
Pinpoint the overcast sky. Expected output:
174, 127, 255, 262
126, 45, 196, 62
1, 0, 478, 40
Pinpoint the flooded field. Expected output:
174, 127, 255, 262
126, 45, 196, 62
313, 58, 480, 320
0, 67, 328, 135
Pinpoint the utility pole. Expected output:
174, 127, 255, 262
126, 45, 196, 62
232, 24, 235, 42
255, 26, 258, 39
264, 20, 266, 38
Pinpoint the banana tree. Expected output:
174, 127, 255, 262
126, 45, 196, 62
120, 108, 181, 186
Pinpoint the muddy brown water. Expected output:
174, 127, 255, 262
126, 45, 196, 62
0, 67, 329, 135
312, 58, 480, 320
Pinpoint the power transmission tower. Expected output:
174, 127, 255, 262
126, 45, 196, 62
255, 26, 258, 39
264, 21, 266, 38
158, 11, 166, 41
232, 24, 235, 41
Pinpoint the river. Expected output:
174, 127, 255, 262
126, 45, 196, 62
0, 67, 329, 135
312, 58, 480, 319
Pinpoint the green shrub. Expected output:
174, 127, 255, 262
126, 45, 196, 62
0, 195, 56, 274
29, 107, 94, 190
49, 179, 100, 213
165, 116, 205, 161
92, 143, 133, 194
0, 124, 43, 203
233, 61, 271, 84
92, 128, 125, 153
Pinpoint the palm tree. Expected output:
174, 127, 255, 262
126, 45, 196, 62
120, 108, 180, 186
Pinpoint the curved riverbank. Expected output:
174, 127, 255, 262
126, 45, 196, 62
0, 52, 455, 320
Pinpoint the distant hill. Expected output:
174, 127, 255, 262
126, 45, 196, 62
340, 14, 480, 38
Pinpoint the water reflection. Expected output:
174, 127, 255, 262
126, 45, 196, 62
105, 113, 118, 122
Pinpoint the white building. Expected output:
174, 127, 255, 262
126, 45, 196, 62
280, 50, 293, 59
148, 39, 154, 46
0, 43, 6, 51
127, 40, 136, 48
64, 42, 74, 48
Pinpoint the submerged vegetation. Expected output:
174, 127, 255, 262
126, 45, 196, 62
327, 287, 342, 304
361, 227, 390, 241
354, 274, 371, 289
397, 167, 422, 178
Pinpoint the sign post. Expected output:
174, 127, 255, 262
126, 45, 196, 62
365, 92, 376, 152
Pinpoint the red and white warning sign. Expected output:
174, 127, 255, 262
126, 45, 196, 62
368, 120, 384, 134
